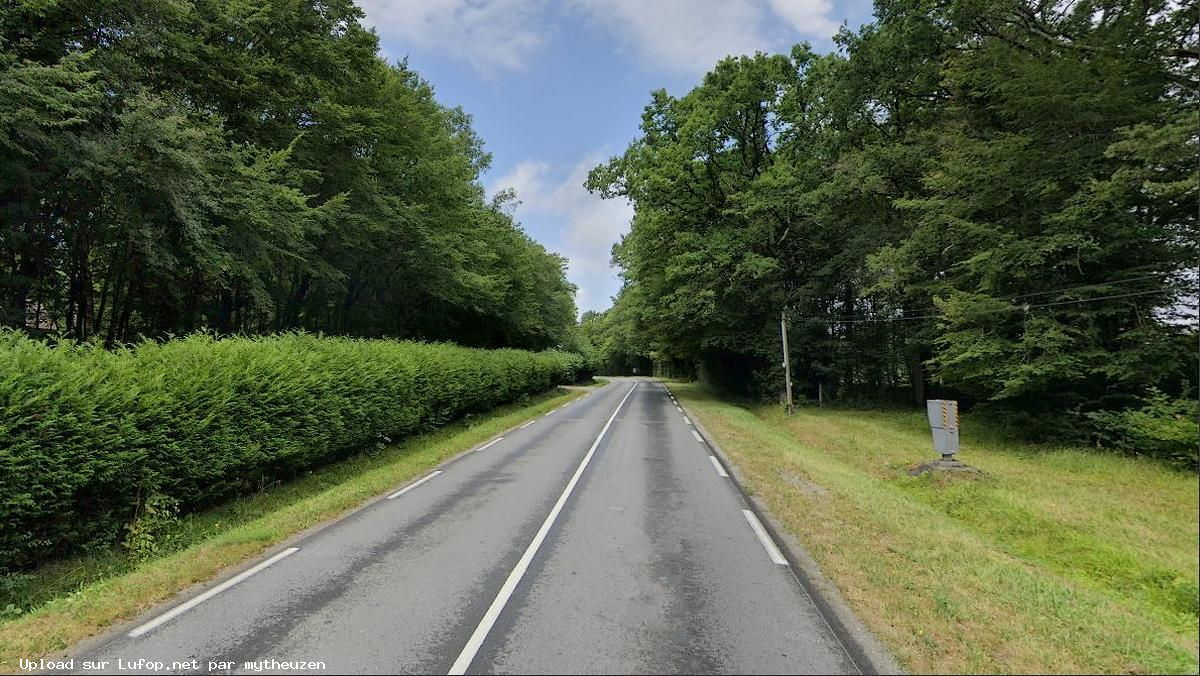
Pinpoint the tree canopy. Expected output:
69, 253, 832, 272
589, 0, 1197, 435
0, 0, 577, 349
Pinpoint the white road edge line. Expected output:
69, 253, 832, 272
387, 470, 444, 500
708, 456, 729, 478
128, 547, 300, 638
519, 420, 535, 429
476, 437, 505, 452
691, 429, 703, 443
742, 509, 788, 565
448, 383, 638, 675
683, 416, 691, 425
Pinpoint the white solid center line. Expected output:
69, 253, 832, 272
742, 510, 788, 566
691, 429, 703, 443
448, 383, 638, 675
519, 420, 535, 429
708, 456, 729, 477
387, 470, 444, 499
128, 547, 300, 637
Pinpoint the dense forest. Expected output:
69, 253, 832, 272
587, 0, 1197, 451
0, 0, 576, 349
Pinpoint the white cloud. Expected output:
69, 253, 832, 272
360, 0, 846, 78
766, 0, 841, 37
358, 0, 548, 76
487, 160, 551, 210
572, 0, 768, 74
571, 0, 841, 74
489, 156, 634, 314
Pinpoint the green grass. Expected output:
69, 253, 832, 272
0, 386, 587, 672
672, 382, 1199, 675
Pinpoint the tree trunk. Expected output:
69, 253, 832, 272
907, 348, 926, 405
218, 288, 233, 333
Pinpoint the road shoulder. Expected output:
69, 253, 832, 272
666, 382, 905, 676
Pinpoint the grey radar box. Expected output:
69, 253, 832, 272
926, 399, 960, 460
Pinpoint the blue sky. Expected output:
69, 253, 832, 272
359, 0, 875, 315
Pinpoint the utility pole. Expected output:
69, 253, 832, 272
781, 310, 794, 414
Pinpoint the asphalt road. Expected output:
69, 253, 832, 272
69, 379, 860, 675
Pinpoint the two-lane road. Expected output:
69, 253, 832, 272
72, 379, 859, 674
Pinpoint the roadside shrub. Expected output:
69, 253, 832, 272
1086, 389, 1199, 468
0, 331, 582, 571
122, 494, 180, 563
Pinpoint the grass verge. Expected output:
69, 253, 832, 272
672, 382, 1199, 674
0, 386, 587, 672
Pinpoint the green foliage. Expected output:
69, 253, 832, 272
590, 0, 1197, 439
574, 305, 655, 376
122, 494, 180, 564
1087, 390, 1199, 468
0, 330, 582, 571
0, 0, 576, 349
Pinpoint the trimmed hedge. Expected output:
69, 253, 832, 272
0, 331, 587, 571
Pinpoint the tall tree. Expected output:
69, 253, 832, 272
0, 0, 578, 349
591, 0, 1197, 435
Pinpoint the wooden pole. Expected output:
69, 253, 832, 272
781, 310, 794, 414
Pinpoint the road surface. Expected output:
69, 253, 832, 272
70, 379, 860, 675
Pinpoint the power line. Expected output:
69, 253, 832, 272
791, 272, 1187, 324
798, 288, 1182, 325
1001, 274, 1174, 302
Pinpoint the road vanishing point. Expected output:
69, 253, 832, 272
69, 379, 862, 675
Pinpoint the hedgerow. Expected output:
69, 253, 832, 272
0, 331, 586, 571
1086, 389, 1200, 469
